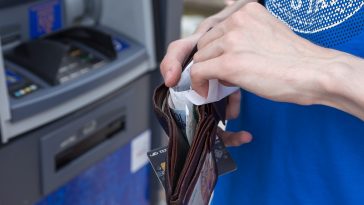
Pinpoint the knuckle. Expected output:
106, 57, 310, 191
201, 16, 219, 28
220, 54, 237, 79
160, 58, 168, 71
168, 40, 180, 50
217, 41, 226, 53
224, 31, 238, 45
230, 12, 243, 26
190, 66, 198, 79
193, 53, 201, 62
197, 39, 204, 50
190, 66, 202, 82
244, 2, 262, 12
238, 9, 250, 21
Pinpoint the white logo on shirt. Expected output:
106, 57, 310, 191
266, 0, 364, 33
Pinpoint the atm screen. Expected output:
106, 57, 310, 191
0, 0, 40, 9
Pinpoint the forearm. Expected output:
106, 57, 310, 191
195, 0, 257, 34
316, 51, 364, 120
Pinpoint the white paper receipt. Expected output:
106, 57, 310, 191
172, 61, 239, 105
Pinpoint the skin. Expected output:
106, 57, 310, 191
160, 1, 364, 146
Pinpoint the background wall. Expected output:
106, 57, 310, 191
182, 0, 225, 37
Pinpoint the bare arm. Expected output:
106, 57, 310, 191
319, 53, 364, 120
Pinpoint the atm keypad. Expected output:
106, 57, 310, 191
57, 46, 106, 84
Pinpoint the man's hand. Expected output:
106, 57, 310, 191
161, 0, 256, 87
191, 2, 364, 120
160, 0, 256, 146
191, 3, 332, 105
217, 90, 252, 147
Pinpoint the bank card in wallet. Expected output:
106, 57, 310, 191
148, 46, 237, 205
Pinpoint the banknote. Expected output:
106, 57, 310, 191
169, 88, 196, 145
172, 61, 193, 92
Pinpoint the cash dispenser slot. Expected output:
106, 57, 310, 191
55, 116, 126, 171
40, 90, 134, 195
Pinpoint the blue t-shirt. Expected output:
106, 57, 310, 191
212, 1, 364, 205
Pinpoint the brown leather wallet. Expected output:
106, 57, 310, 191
153, 83, 228, 205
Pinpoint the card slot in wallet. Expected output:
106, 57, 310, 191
153, 85, 190, 197
180, 124, 218, 205
164, 100, 190, 195
171, 115, 215, 201
168, 117, 190, 194
153, 85, 171, 134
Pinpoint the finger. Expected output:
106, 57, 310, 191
197, 25, 225, 50
217, 127, 252, 147
190, 56, 224, 97
226, 90, 241, 120
193, 36, 225, 63
161, 34, 201, 87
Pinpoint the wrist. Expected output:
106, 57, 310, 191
315, 51, 364, 114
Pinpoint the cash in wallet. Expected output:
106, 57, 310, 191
148, 46, 237, 205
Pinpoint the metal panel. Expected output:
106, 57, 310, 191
99, 0, 156, 69
0, 42, 11, 141
0, 74, 151, 205
40, 90, 131, 194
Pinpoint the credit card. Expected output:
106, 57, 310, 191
147, 135, 237, 190
147, 146, 168, 188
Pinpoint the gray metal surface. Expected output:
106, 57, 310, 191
99, 0, 156, 69
0, 42, 11, 146
0, 1, 36, 45
0, 74, 151, 205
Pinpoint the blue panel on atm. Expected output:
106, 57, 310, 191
35, 142, 150, 205
29, 0, 63, 39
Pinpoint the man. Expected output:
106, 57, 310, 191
161, 0, 364, 204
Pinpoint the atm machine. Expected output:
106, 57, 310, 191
0, 0, 183, 205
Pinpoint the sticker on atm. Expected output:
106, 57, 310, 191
5, 69, 22, 85
112, 38, 129, 53
29, 0, 63, 39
